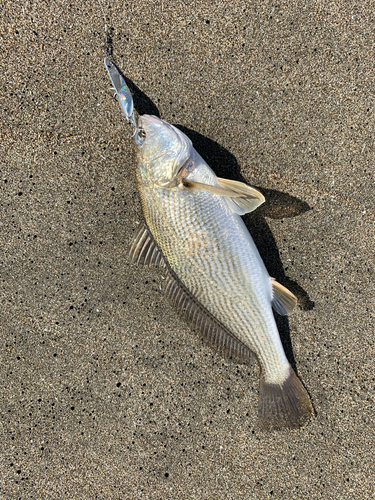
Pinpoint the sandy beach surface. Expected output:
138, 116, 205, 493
1, 1, 374, 498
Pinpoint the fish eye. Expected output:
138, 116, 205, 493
135, 128, 146, 145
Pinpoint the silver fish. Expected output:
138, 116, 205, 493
104, 58, 313, 430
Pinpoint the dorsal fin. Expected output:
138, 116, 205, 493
128, 222, 166, 267
164, 268, 257, 366
271, 278, 297, 315
129, 221, 257, 365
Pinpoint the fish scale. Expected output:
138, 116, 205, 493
104, 58, 313, 429
138, 173, 290, 383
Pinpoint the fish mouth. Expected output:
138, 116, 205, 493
137, 116, 193, 173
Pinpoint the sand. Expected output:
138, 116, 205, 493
0, 1, 374, 498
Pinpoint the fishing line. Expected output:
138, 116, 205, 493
97, 0, 113, 57
99, 3, 142, 134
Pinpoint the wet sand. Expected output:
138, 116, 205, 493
1, 1, 374, 498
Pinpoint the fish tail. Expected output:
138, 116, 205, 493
258, 366, 313, 430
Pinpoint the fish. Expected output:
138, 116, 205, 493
104, 57, 313, 430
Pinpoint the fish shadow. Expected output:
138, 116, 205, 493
123, 76, 161, 118
176, 127, 314, 369
125, 75, 314, 371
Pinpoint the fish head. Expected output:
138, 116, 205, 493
135, 115, 192, 184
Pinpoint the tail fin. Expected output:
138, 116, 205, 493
258, 367, 313, 430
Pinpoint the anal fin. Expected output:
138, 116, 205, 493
271, 278, 297, 315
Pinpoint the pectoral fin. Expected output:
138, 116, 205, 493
182, 177, 265, 215
271, 278, 297, 315
218, 178, 265, 215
